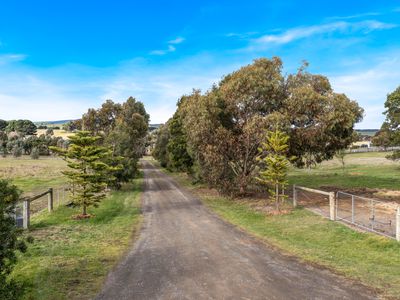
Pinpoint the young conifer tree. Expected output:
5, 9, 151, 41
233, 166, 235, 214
50, 131, 117, 217
257, 130, 291, 211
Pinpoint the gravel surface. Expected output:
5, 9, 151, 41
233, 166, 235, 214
96, 160, 376, 300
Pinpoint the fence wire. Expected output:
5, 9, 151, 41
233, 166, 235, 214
336, 191, 397, 239
295, 188, 330, 218
15, 186, 71, 226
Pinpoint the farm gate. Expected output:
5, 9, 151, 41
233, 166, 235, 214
293, 185, 400, 241
336, 191, 398, 239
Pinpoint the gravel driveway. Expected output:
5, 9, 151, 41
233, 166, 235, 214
96, 160, 375, 300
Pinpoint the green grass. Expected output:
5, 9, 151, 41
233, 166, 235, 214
0, 156, 68, 192
288, 152, 400, 190
201, 197, 400, 298
12, 177, 143, 300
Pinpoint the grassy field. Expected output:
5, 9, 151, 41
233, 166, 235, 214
0, 156, 68, 192
36, 129, 74, 139
289, 152, 400, 193
12, 178, 143, 300
153, 155, 400, 299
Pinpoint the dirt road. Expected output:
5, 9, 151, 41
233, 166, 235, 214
97, 160, 375, 300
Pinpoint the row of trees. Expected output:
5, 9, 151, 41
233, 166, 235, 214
0, 120, 67, 158
0, 119, 37, 136
153, 57, 363, 196
78, 97, 149, 184
373, 86, 400, 159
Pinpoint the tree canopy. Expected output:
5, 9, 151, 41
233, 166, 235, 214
154, 57, 363, 195
380, 86, 400, 160
79, 97, 149, 185
5, 120, 37, 136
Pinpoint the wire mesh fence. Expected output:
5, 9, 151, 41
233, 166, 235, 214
293, 186, 331, 219
15, 186, 71, 227
24, 186, 71, 213
336, 191, 397, 239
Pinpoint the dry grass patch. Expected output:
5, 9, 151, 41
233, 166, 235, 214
36, 129, 74, 139
0, 156, 68, 191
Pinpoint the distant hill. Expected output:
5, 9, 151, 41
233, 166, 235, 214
355, 129, 378, 137
34, 120, 163, 130
34, 120, 74, 126
149, 124, 163, 131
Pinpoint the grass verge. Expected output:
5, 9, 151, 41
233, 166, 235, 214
12, 176, 143, 300
160, 162, 400, 299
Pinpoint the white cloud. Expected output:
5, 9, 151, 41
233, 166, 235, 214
0, 54, 27, 65
226, 32, 258, 39
149, 49, 167, 55
0, 65, 102, 121
330, 57, 400, 129
250, 20, 397, 47
327, 12, 381, 21
0, 92, 89, 121
168, 37, 185, 44
150, 36, 184, 56
96, 64, 223, 123
0, 52, 233, 123
149, 45, 176, 56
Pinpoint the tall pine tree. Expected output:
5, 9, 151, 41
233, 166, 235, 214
51, 131, 118, 217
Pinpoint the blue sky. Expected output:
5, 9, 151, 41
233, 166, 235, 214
0, 1, 399, 128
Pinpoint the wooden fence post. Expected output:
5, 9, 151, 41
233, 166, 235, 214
329, 192, 336, 221
396, 206, 400, 242
48, 188, 53, 212
293, 185, 297, 208
23, 200, 30, 229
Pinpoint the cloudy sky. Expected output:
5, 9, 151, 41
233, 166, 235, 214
0, 0, 399, 128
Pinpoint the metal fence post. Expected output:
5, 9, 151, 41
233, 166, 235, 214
293, 185, 297, 208
48, 188, 53, 212
329, 192, 336, 221
23, 200, 30, 229
396, 206, 400, 242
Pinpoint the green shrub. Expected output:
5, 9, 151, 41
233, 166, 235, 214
0, 180, 26, 299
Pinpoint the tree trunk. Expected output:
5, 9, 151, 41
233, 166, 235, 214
239, 183, 246, 195
83, 205, 87, 216
238, 174, 247, 195
275, 184, 279, 211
